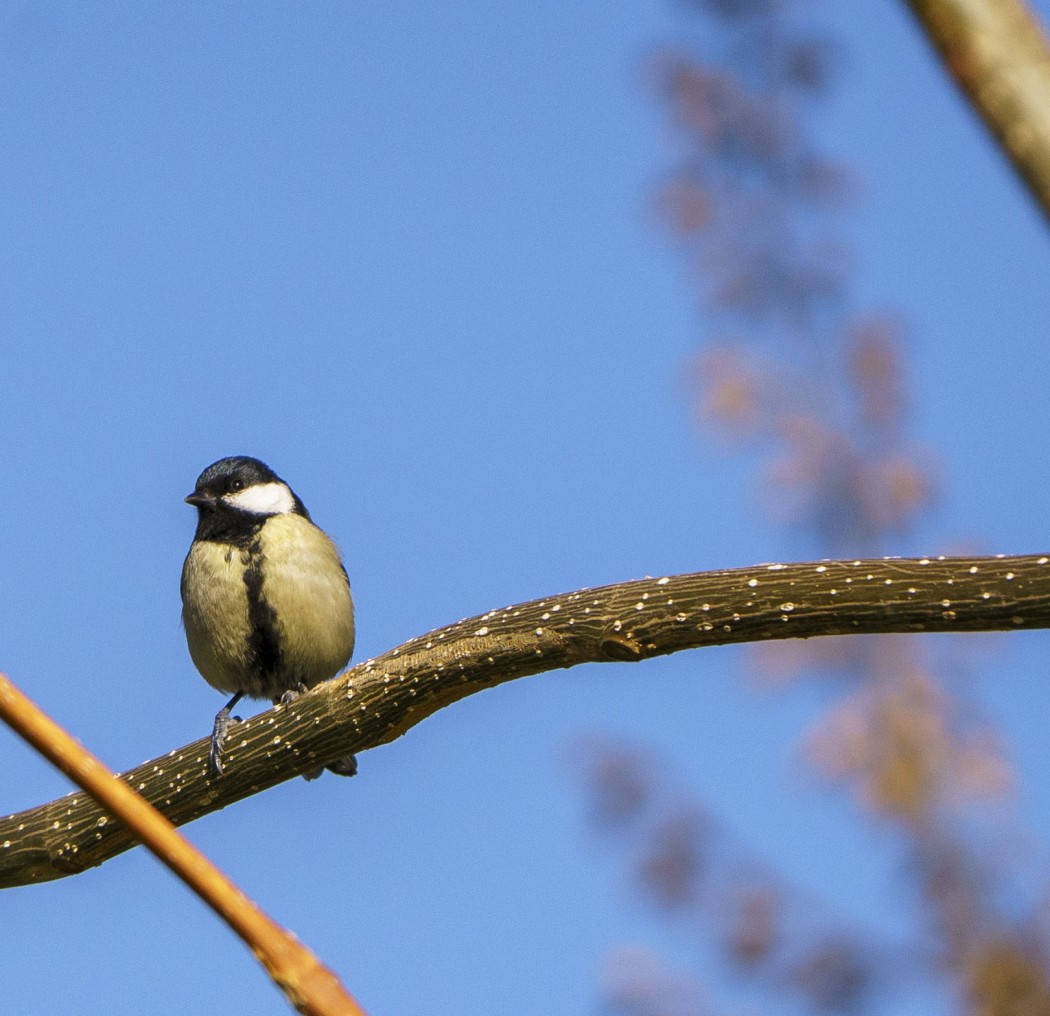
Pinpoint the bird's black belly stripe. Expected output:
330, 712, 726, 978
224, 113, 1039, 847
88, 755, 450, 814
243, 538, 283, 682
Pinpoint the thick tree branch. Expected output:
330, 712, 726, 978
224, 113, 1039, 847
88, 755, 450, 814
3, 554, 1049, 889
904, 0, 1050, 220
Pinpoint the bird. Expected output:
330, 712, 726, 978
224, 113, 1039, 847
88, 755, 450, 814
180, 455, 357, 778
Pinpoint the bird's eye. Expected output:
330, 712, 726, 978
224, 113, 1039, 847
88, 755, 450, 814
230, 479, 244, 491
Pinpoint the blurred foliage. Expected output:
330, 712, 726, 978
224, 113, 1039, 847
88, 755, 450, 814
575, 1, 1050, 1014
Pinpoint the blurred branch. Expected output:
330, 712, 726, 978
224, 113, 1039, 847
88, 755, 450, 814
904, 0, 1050, 220
0, 672, 367, 1016
2, 553, 1050, 889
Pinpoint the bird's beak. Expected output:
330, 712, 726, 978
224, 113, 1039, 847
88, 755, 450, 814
185, 492, 217, 509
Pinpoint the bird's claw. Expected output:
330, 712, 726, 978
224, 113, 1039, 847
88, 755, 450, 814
208, 740, 225, 777
208, 696, 242, 777
278, 682, 309, 706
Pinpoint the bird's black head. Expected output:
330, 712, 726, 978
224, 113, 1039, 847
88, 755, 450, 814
186, 456, 310, 541
191, 456, 280, 500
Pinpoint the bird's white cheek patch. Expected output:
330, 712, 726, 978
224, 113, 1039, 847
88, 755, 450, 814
224, 482, 296, 515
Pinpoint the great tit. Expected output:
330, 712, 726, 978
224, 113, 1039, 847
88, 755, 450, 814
180, 455, 356, 777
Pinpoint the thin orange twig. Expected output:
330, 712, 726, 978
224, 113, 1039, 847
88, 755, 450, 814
0, 671, 368, 1016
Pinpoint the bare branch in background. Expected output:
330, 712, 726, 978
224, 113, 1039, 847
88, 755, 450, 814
576, 1, 1050, 1012
0, 672, 367, 1016
904, 0, 1050, 221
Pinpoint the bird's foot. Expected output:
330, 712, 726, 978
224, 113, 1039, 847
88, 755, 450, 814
273, 686, 356, 781
208, 692, 244, 777
209, 713, 230, 776
278, 682, 309, 706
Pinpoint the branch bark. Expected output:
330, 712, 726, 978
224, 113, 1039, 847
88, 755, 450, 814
3, 553, 1049, 889
903, 0, 1050, 220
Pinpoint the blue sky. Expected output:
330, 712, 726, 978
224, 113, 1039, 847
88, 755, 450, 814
2, 3, 1050, 1014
